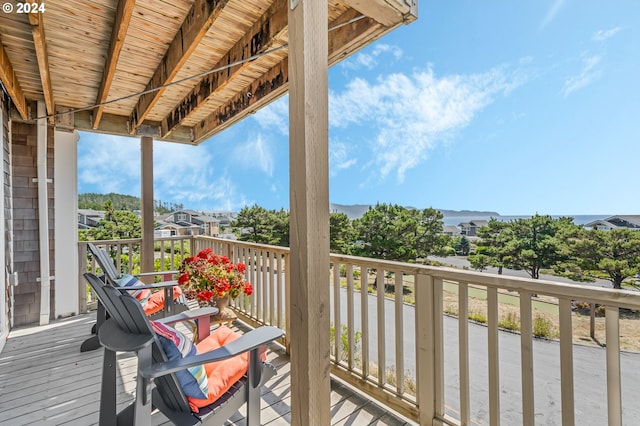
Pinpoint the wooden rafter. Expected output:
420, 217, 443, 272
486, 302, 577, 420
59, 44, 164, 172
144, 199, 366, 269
128, 0, 230, 134
161, 0, 288, 138
342, 0, 417, 26
28, 13, 55, 123
191, 13, 381, 143
93, 0, 136, 129
191, 59, 288, 142
0, 39, 28, 120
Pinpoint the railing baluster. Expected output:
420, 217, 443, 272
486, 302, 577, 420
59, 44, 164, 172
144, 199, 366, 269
605, 305, 622, 426
333, 262, 341, 363
361, 266, 369, 378
559, 298, 575, 426
277, 254, 284, 329
269, 252, 275, 326
459, 282, 470, 425
519, 291, 534, 426
415, 273, 436, 425
487, 286, 500, 426
347, 264, 355, 370
377, 269, 386, 385
433, 277, 444, 418
394, 272, 404, 394
262, 250, 268, 322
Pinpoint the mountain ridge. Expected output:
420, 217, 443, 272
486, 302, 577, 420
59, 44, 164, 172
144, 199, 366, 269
329, 203, 500, 220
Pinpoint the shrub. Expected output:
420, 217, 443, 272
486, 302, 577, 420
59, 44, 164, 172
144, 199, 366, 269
468, 311, 487, 324
533, 315, 556, 338
498, 312, 520, 332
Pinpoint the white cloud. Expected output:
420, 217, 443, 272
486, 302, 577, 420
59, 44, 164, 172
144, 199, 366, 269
562, 54, 602, 97
341, 43, 403, 71
78, 133, 140, 194
540, 0, 565, 30
592, 27, 622, 42
232, 133, 274, 177
329, 139, 357, 177
329, 65, 524, 182
251, 96, 289, 135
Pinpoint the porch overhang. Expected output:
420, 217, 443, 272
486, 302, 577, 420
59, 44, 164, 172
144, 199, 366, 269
0, 0, 417, 145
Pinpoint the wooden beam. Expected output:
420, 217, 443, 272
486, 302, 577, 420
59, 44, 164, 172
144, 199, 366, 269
28, 13, 55, 123
0, 36, 29, 120
192, 60, 288, 143
190, 12, 382, 144
140, 136, 155, 282
342, 0, 417, 26
128, 0, 230, 133
288, 0, 330, 424
93, 0, 136, 129
161, 0, 288, 138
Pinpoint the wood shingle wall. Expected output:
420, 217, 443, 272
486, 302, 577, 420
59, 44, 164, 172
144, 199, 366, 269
10, 120, 55, 326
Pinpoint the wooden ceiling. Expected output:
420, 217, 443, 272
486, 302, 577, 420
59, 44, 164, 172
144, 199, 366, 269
0, 0, 417, 145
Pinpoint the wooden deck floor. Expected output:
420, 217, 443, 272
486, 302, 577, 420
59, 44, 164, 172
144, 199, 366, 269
0, 313, 413, 425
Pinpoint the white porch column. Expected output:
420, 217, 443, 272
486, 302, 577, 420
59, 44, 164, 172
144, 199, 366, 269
140, 136, 154, 278
54, 130, 79, 317
36, 101, 51, 325
288, 0, 331, 425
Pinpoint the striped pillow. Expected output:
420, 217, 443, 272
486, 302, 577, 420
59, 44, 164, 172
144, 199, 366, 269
116, 274, 151, 304
150, 321, 208, 400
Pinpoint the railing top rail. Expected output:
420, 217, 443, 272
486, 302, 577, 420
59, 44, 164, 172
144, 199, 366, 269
194, 236, 291, 254
328, 253, 640, 310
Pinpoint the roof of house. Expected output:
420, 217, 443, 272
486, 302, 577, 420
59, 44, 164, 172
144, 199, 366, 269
585, 215, 640, 229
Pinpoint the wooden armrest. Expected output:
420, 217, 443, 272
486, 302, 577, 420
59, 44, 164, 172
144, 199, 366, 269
98, 318, 154, 352
156, 307, 218, 325
134, 270, 178, 278
140, 326, 283, 379
116, 281, 179, 290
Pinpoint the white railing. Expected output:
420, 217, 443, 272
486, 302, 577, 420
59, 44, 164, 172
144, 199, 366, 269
81, 236, 640, 425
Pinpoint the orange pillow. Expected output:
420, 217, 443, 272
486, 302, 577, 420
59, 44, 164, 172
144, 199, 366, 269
187, 326, 249, 412
143, 286, 183, 316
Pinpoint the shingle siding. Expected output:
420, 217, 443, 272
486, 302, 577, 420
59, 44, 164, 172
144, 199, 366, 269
10, 120, 56, 326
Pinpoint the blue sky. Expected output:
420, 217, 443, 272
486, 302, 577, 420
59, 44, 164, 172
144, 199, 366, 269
78, 0, 640, 216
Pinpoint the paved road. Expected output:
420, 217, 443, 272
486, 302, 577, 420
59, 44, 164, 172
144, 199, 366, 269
331, 287, 640, 425
428, 256, 617, 289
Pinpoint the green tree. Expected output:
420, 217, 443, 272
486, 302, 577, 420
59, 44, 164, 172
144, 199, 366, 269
557, 228, 640, 289
502, 215, 575, 279
456, 235, 471, 256
474, 218, 509, 274
469, 252, 491, 272
329, 212, 353, 254
232, 204, 275, 244
352, 204, 445, 262
271, 209, 290, 247
84, 208, 142, 241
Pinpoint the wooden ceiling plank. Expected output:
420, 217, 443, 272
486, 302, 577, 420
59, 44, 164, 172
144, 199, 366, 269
128, 0, 231, 133
28, 13, 55, 122
0, 40, 29, 120
161, 0, 288, 138
93, 0, 136, 129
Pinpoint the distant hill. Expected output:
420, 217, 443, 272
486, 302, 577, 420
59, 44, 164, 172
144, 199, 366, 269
329, 203, 499, 220
78, 192, 183, 214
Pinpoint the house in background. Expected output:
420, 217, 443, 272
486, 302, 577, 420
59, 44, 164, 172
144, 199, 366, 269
458, 220, 489, 236
77, 209, 105, 230
156, 210, 220, 237
442, 225, 462, 236
585, 215, 640, 231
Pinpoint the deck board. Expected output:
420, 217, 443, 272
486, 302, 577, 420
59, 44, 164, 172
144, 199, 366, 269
0, 313, 413, 425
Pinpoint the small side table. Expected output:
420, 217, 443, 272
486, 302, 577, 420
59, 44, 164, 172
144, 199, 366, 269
210, 307, 237, 327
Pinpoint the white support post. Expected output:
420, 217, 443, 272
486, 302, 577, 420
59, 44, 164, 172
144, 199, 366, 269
36, 101, 51, 325
288, 0, 330, 424
54, 130, 79, 317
